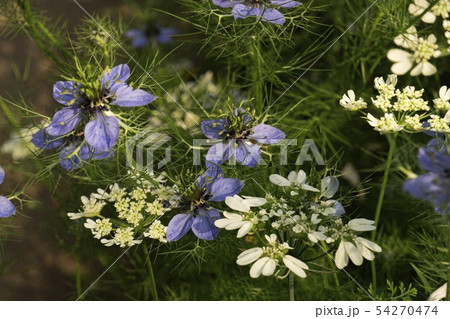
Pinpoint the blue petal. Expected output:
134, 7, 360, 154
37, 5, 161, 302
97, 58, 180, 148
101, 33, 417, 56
124, 29, 146, 38
0, 195, 15, 218
191, 209, 221, 240
326, 200, 345, 216
418, 138, 450, 174
59, 144, 83, 171
232, 4, 260, 19
201, 119, 229, 139
31, 129, 65, 150
249, 124, 285, 144
206, 142, 232, 166
101, 64, 131, 91
131, 36, 151, 48
0, 166, 4, 185
45, 107, 84, 137
213, 0, 243, 8
84, 111, 120, 152
261, 8, 285, 24
197, 165, 224, 188
271, 0, 302, 8
235, 142, 261, 167
53, 81, 86, 106
208, 178, 244, 202
113, 85, 157, 107
166, 213, 194, 242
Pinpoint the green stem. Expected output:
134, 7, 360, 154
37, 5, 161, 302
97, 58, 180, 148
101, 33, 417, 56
289, 272, 295, 301
321, 242, 341, 294
251, 36, 263, 113
143, 245, 158, 301
371, 134, 396, 292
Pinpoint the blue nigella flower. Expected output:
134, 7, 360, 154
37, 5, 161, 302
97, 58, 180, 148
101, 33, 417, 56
213, 0, 302, 25
166, 167, 245, 241
32, 122, 114, 171
403, 137, 450, 215
32, 64, 156, 169
0, 166, 16, 218
202, 108, 285, 167
124, 23, 177, 48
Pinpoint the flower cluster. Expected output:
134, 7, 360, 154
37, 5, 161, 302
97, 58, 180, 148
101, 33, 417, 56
409, 0, 450, 24
0, 166, 16, 218
215, 170, 381, 279
68, 171, 176, 247
202, 108, 285, 168
213, 0, 302, 25
340, 74, 450, 134
403, 137, 450, 215
387, 26, 441, 77
31, 64, 157, 171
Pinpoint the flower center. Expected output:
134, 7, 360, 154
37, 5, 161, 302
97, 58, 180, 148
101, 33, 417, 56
413, 38, 438, 63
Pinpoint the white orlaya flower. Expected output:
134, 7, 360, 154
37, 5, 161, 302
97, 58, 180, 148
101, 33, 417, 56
434, 86, 450, 110
347, 218, 376, 232
387, 28, 441, 76
367, 113, 403, 133
215, 211, 254, 238
236, 245, 309, 278
269, 170, 319, 192
335, 237, 381, 269
339, 90, 367, 111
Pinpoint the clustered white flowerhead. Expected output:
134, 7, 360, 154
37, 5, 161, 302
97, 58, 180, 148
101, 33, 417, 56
236, 234, 309, 279
409, 0, 450, 24
339, 90, 367, 111
220, 170, 382, 280
387, 26, 441, 77
68, 171, 176, 247
323, 218, 382, 269
215, 195, 268, 238
341, 75, 450, 134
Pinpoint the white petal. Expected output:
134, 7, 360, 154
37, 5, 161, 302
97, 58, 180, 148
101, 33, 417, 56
348, 218, 375, 228
344, 241, 363, 266
347, 90, 355, 101
428, 283, 448, 301
335, 241, 348, 269
237, 247, 263, 265
355, 237, 382, 253
321, 176, 339, 198
391, 61, 413, 75
261, 258, 276, 276
283, 255, 308, 278
439, 86, 450, 100
215, 218, 237, 228
223, 211, 243, 220
269, 174, 291, 186
237, 222, 253, 238
225, 220, 248, 230
421, 61, 437, 76
356, 241, 375, 260
410, 63, 424, 76
300, 184, 320, 192
225, 195, 249, 212
287, 171, 298, 183
422, 11, 436, 24
387, 49, 412, 62
296, 170, 307, 184
250, 257, 269, 278
242, 196, 267, 207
